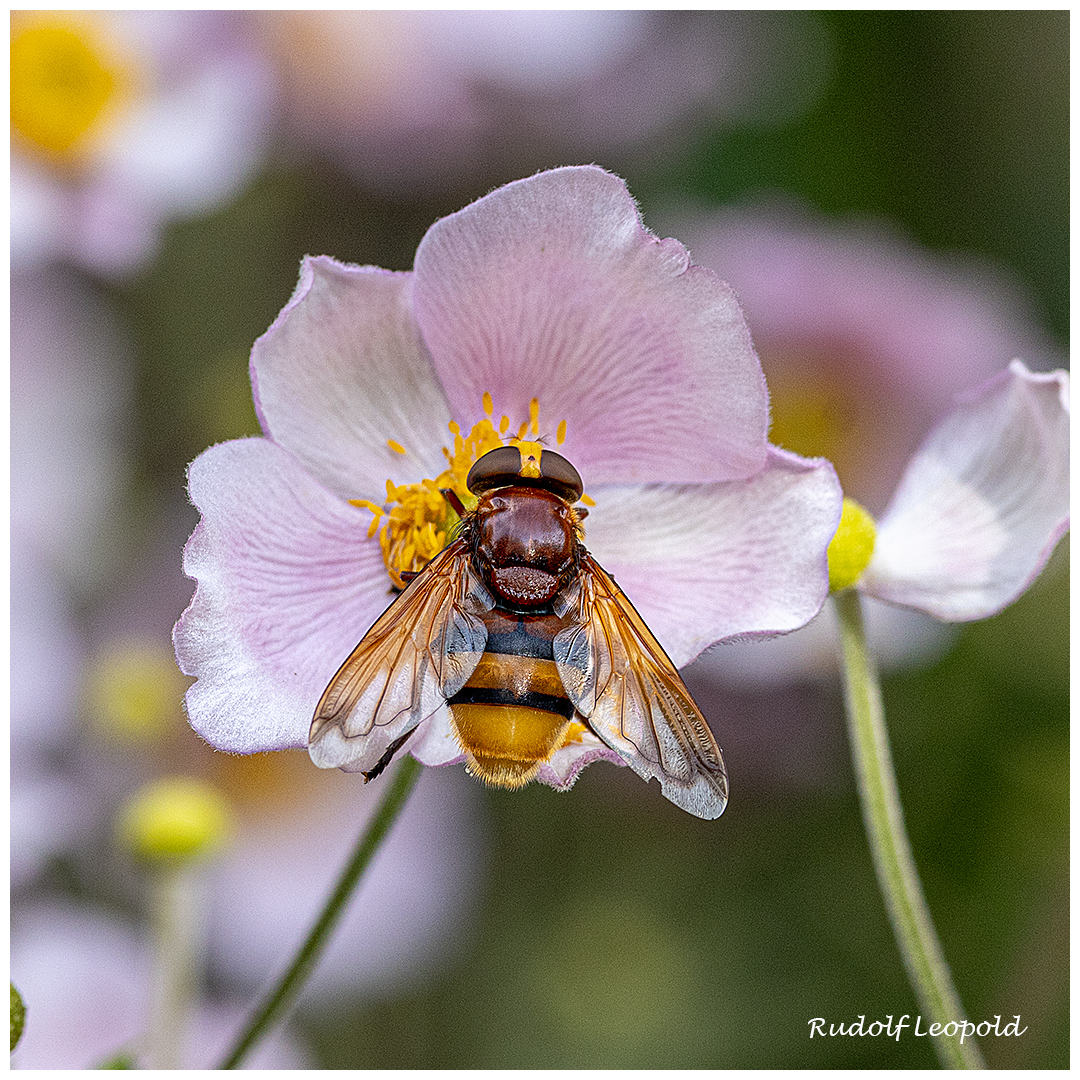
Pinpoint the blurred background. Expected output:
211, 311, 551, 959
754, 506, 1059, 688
10, 10, 1067, 1069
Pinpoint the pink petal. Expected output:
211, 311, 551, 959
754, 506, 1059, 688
412, 165, 768, 484
174, 437, 397, 753
535, 735, 626, 791
251, 256, 454, 501
862, 361, 1070, 621
583, 446, 843, 668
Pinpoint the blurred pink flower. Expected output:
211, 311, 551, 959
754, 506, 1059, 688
680, 205, 1061, 513
10, 903, 309, 1069
11, 267, 134, 886
174, 166, 842, 813
258, 11, 828, 192
11, 10, 274, 276
860, 361, 1069, 621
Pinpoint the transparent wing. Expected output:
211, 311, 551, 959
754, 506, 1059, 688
309, 540, 488, 774
553, 554, 728, 819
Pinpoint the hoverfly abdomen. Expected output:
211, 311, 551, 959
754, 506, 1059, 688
447, 607, 585, 788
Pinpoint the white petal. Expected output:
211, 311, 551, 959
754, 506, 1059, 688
583, 447, 842, 668
863, 361, 1069, 621
174, 438, 395, 753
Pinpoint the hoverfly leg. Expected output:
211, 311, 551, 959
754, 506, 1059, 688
361, 727, 418, 782
398, 570, 420, 584
440, 488, 468, 518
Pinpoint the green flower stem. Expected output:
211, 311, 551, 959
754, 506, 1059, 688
833, 589, 985, 1070
146, 864, 200, 1069
219, 754, 424, 1070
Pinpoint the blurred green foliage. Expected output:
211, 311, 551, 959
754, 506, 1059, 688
101, 10, 1065, 1069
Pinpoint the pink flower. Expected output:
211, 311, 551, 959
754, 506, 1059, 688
11, 11, 273, 277
174, 166, 842, 815
856, 361, 1069, 621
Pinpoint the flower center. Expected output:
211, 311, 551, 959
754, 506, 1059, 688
827, 497, 877, 592
353, 395, 587, 589
10, 13, 132, 166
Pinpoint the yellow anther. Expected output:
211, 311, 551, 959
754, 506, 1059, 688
581, 493, 596, 507
387, 439, 406, 455
827, 497, 877, 591
370, 397, 582, 588
349, 497, 383, 513
367, 515, 380, 539
118, 777, 232, 863
556, 419, 567, 445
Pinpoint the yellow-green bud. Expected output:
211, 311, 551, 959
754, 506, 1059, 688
118, 777, 232, 863
827, 497, 877, 592
10, 983, 26, 1052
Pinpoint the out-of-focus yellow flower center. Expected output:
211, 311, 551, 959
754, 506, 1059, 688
84, 639, 190, 744
10, 12, 131, 166
118, 776, 232, 863
827, 496, 877, 592
353, 395, 591, 588
767, 365, 859, 472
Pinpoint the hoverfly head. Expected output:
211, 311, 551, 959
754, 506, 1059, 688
466, 445, 583, 504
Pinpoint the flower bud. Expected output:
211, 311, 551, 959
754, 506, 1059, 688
827, 497, 877, 592
118, 777, 232, 863
10, 982, 26, 1052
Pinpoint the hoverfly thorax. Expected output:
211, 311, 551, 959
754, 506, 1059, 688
465, 445, 585, 610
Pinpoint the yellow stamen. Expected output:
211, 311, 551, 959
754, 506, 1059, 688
581, 493, 596, 508
556, 420, 567, 445
387, 439, 406, 455
827, 497, 877, 591
361, 395, 588, 588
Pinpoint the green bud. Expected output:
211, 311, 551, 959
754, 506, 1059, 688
11, 982, 26, 1052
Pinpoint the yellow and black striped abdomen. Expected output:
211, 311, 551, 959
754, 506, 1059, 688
447, 609, 584, 788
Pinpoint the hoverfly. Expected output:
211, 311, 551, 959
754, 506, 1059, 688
309, 444, 728, 819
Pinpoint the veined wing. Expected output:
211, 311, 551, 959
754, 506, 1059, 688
309, 540, 488, 775
553, 553, 728, 819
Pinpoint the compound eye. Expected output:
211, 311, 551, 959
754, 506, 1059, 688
467, 446, 523, 495
539, 450, 583, 502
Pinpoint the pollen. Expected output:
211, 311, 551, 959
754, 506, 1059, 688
357, 395, 587, 588
827, 497, 877, 591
